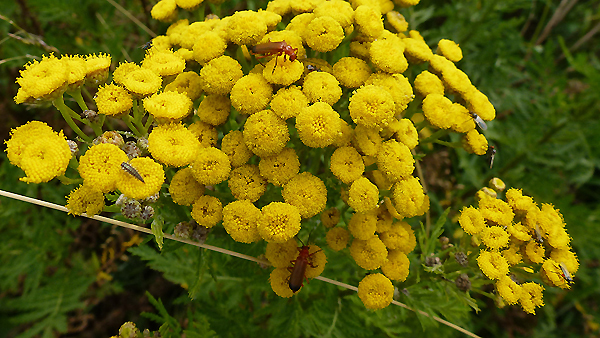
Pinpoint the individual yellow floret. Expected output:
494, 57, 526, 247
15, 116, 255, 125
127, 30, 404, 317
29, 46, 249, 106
270, 86, 309, 120
370, 36, 408, 73
169, 167, 204, 206
376, 140, 415, 182
164, 71, 202, 100
330, 146, 365, 184
326, 227, 350, 251
78, 143, 129, 193
94, 83, 133, 116
143, 91, 192, 123
66, 184, 105, 216
151, 0, 178, 22
357, 273, 394, 310
230, 73, 273, 115
462, 129, 488, 156
243, 110, 290, 157
257, 202, 302, 243
190, 147, 231, 185
282, 172, 327, 218
258, 147, 300, 186
304, 16, 345, 52
148, 123, 199, 167
477, 250, 509, 280
296, 102, 341, 148
226, 11, 267, 45
414, 70, 444, 97
222, 200, 262, 244
437, 39, 463, 62
116, 157, 165, 199
191, 195, 223, 228
200, 56, 244, 95
332, 57, 372, 88
349, 85, 395, 128
228, 164, 267, 202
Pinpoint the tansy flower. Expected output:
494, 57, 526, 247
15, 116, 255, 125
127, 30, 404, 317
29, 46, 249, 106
354, 5, 384, 39
546, 224, 571, 250
524, 240, 546, 264
391, 176, 426, 218
477, 250, 509, 280
296, 102, 341, 148
200, 56, 244, 95
151, 0, 178, 22
302, 72, 342, 105
222, 131, 253, 167
166, 19, 189, 44
365, 73, 414, 113
550, 249, 579, 275
403, 37, 434, 63
169, 167, 204, 206
428, 54, 455, 75
519, 282, 545, 314
84, 53, 111, 85
188, 121, 218, 148
396, 0, 420, 7
476, 187, 497, 201
78, 143, 129, 193
270, 86, 309, 120
16, 54, 68, 102
190, 147, 231, 185
507, 222, 532, 242
326, 227, 350, 251
393, 118, 419, 149
94, 83, 133, 116
330, 146, 364, 184
321, 208, 341, 228
374, 205, 394, 232
191, 195, 223, 228
121, 68, 162, 97
449, 102, 476, 133
258, 147, 300, 186
197, 94, 231, 126
479, 197, 514, 227
148, 123, 200, 167
414, 70, 444, 97
116, 157, 165, 199
381, 250, 410, 282
222, 200, 262, 244
256, 9, 283, 31
333, 119, 354, 147
348, 212, 377, 240
282, 172, 327, 218
164, 71, 202, 100
505, 188, 536, 215
141, 48, 185, 77
380, 222, 414, 253
230, 73, 273, 115
304, 16, 344, 52
66, 185, 105, 216
437, 39, 463, 62
333, 57, 372, 88
179, 21, 218, 49
175, 0, 203, 11
481, 226, 510, 250
265, 239, 299, 268
243, 110, 290, 157
502, 243, 523, 265
266, 0, 292, 15
303, 244, 327, 279
112, 62, 141, 86
541, 259, 570, 289
228, 164, 267, 202
93, 131, 125, 147
61, 55, 86, 89
227, 11, 267, 45
370, 36, 408, 74
464, 89, 496, 121
349, 85, 395, 128
386, 11, 408, 32
262, 57, 305, 86
422, 93, 453, 129
357, 273, 394, 310
397, 221, 417, 253
348, 177, 379, 213
270, 268, 294, 298
313, 0, 354, 28
143, 91, 193, 123
150, 35, 172, 51
257, 202, 302, 243
376, 140, 414, 182
441, 66, 474, 96
353, 124, 381, 157
349, 40, 371, 60
5, 121, 56, 167
349, 236, 388, 270
496, 275, 522, 305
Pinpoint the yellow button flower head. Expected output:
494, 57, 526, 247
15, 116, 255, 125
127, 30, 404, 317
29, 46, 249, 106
190, 147, 231, 185
303, 244, 327, 279
296, 102, 341, 148
151, 35, 172, 51
221, 131, 253, 167
113, 62, 140, 86
386, 11, 408, 32
422, 93, 453, 129
164, 72, 202, 100
550, 248, 579, 275
449, 102, 476, 133
414, 70, 444, 97
481, 226, 510, 250
266, 239, 298, 268
94, 83, 133, 116
393, 118, 418, 149
16, 54, 68, 102
200, 56, 243, 95
524, 240, 546, 264
84, 53, 111, 85
479, 197, 514, 227
266, 0, 292, 16
302, 72, 342, 105
188, 121, 218, 148
262, 57, 305, 86
349, 85, 395, 128
502, 243, 523, 266
304, 16, 344, 52
374, 204, 394, 232
222, 200, 262, 243
330, 146, 365, 184
370, 36, 408, 74
169, 167, 204, 206
348, 212, 377, 240
506, 221, 532, 242
197, 94, 231, 126
66, 185, 105, 216
143, 91, 193, 123
376, 140, 414, 182
270, 85, 309, 120
333, 57, 372, 88
541, 259, 570, 289
230, 73, 273, 115
403, 37, 434, 64
282, 172, 327, 218
191, 195, 223, 228
116, 157, 165, 199
192, 31, 227, 65
314, 0, 354, 28
354, 5, 384, 39
243, 110, 290, 157
175, 0, 203, 11
462, 129, 488, 155
353, 124, 381, 156
464, 89, 496, 121
151, 0, 178, 22
258, 202, 302, 243
258, 147, 300, 186
350, 40, 371, 60
5, 121, 55, 167
228, 164, 267, 202
148, 123, 199, 167
381, 250, 410, 281
380, 222, 412, 252
333, 119, 354, 147
495, 275, 522, 305
358, 273, 394, 310
121, 68, 162, 98
349, 236, 388, 270
173, 47, 192, 60
321, 207, 341, 228
348, 177, 379, 213
505, 188, 536, 215
441, 66, 474, 96
227, 11, 267, 45
437, 39, 463, 62
519, 282, 545, 314
180, 21, 218, 49
391, 176, 426, 218
79, 143, 129, 193
326, 227, 350, 251
166, 19, 189, 44
396, 0, 420, 7
365, 73, 414, 113
141, 49, 185, 77
477, 250, 509, 280
428, 54, 455, 75
61, 55, 87, 90
257, 9, 283, 30
270, 268, 294, 298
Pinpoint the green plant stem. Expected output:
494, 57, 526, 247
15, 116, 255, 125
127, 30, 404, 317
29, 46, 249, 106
122, 114, 142, 137
57, 175, 83, 185
433, 139, 461, 148
132, 100, 149, 136
68, 88, 104, 136
53, 96, 93, 143
420, 129, 449, 144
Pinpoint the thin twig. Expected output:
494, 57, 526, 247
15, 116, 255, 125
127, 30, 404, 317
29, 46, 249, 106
535, 0, 578, 46
0, 189, 481, 338
556, 21, 600, 62
105, 0, 156, 38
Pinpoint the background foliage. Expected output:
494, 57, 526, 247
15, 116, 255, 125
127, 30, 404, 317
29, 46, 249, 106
1, 0, 599, 337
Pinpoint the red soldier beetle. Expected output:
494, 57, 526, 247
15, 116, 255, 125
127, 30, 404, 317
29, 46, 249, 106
287, 239, 322, 292
251, 40, 298, 74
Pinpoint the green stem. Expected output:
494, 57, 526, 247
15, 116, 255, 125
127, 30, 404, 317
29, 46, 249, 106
69, 89, 104, 136
123, 114, 142, 137
53, 96, 93, 143
433, 139, 461, 148
68, 88, 89, 111
144, 114, 154, 131
57, 175, 83, 185
420, 129, 450, 144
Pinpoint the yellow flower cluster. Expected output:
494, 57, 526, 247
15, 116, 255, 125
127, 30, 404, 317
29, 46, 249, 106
459, 179, 577, 314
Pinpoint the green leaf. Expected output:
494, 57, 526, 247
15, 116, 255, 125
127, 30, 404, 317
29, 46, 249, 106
151, 215, 165, 251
